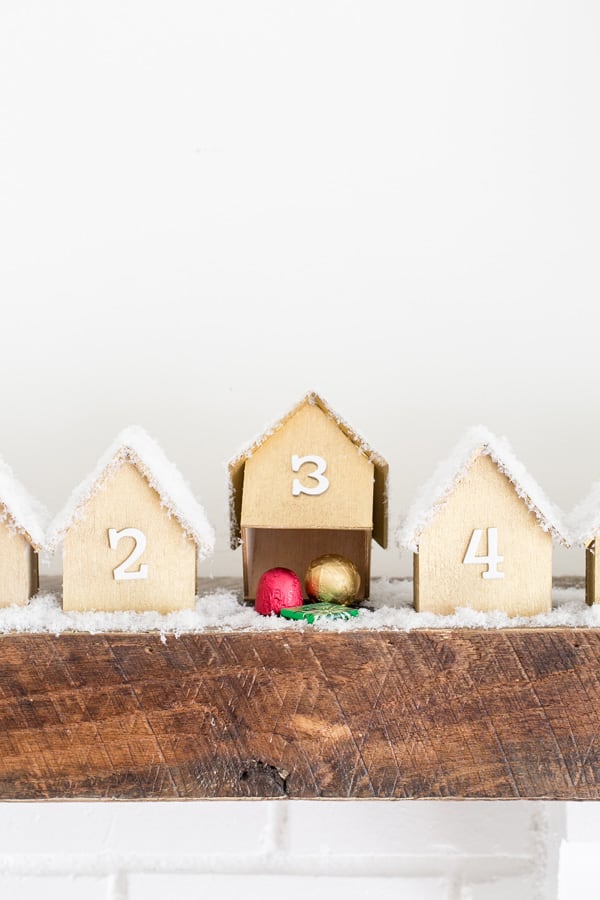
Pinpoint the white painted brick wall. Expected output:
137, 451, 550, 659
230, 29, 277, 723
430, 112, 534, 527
0, 800, 568, 900
558, 803, 600, 899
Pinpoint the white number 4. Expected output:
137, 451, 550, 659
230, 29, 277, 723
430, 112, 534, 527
108, 527, 149, 581
463, 527, 504, 580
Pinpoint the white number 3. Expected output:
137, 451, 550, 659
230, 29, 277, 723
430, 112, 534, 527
463, 527, 504, 580
108, 527, 149, 581
291, 454, 329, 496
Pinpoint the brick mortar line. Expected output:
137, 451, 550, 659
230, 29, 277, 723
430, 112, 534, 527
0, 852, 534, 879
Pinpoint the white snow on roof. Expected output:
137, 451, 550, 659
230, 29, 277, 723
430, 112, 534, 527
396, 425, 569, 553
47, 426, 215, 557
227, 390, 388, 469
568, 482, 600, 546
0, 456, 48, 550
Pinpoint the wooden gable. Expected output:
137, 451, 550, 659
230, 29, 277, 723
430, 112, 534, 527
63, 461, 196, 613
415, 453, 552, 616
240, 401, 374, 531
230, 393, 388, 546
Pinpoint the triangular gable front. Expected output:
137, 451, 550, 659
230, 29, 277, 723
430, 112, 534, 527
229, 393, 388, 548
416, 451, 548, 547
397, 427, 568, 553
61, 459, 199, 614
241, 401, 374, 532
413, 451, 555, 617
48, 427, 215, 558
63, 457, 189, 540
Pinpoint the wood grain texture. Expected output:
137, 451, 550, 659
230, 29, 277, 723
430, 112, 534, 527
241, 401, 375, 531
0, 517, 38, 607
228, 392, 388, 549
242, 527, 371, 600
63, 463, 197, 613
1, 623, 600, 800
586, 541, 597, 605
416, 454, 552, 617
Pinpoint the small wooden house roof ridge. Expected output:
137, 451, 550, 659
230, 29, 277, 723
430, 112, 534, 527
396, 425, 569, 553
0, 456, 49, 551
47, 426, 215, 557
228, 391, 389, 549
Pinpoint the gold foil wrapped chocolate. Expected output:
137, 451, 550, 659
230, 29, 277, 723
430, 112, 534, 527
304, 554, 361, 607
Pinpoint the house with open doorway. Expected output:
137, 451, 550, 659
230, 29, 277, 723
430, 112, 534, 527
228, 392, 388, 600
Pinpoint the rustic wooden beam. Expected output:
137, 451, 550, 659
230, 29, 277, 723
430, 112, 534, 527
0, 624, 599, 800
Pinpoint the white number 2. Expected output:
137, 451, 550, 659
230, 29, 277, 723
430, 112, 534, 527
108, 527, 149, 581
291, 454, 329, 496
463, 527, 504, 580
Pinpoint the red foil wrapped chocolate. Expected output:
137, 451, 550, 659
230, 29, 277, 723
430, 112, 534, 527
255, 567, 304, 616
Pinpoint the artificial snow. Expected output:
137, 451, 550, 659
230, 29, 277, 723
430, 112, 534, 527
568, 481, 600, 547
46, 426, 215, 558
397, 425, 569, 553
0, 456, 48, 550
0, 577, 595, 638
228, 390, 387, 472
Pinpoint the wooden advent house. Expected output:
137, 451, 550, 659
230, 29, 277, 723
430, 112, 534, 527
47, 427, 215, 613
569, 484, 600, 605
396, 426, 569, 616
228, 392, 388, 600
0, 455, 48, 606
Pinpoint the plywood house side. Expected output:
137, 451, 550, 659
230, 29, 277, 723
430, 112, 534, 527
63, 462, 197, 613
373, 462, 389, 548
240, 402, 375, 530
0, 516, 38, 607
416, 453, 552, 616
586, 539, 600, 605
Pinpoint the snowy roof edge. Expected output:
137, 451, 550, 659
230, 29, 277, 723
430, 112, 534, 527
0, 456, 49, 551
227, 390, 388, 469
46, 426, 216, 557
568, 482, 600, 546
396, 425, 570, 553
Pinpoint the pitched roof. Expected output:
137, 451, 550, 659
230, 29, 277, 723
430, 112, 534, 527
47, 426, 215, 558
0, 456, 48, 551
568, 484, 600, 546
227, 391, 389, 549
396, 425, 569, 553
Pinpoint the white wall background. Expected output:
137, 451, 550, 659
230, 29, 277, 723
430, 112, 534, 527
0, 800, 568, 900
0, 4, 599, 899
1, 0, 599, 577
